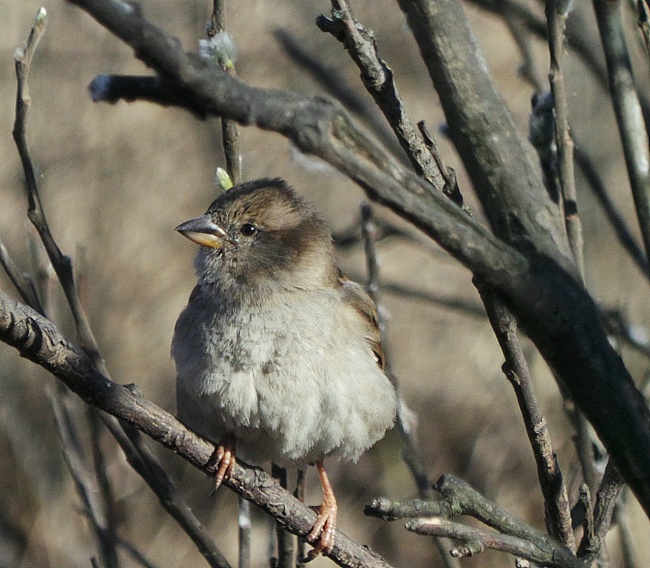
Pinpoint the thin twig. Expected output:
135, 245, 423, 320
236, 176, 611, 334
577, 459, 625, 564
88, 407, 120, 565
12, 7, 108, 375
475, 281, 575, 549
546, 0, 585, 279
318, 0, 445, 193
207, 0, 241, 185
360, 204, 430, 498
407, 518, 578, 568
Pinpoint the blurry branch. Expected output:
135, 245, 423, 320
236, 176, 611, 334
603, 309, 650, 358
50, 389, 120, 568
101, 417, 232, 568
366, 475, 584, 568
360, 204, 431, 499
0, 292, 395, 568
575, 146, 650, 278
475, 282, 574, 549
0, 237, 44, 315
380, 282, 485, 318
546, 0, 584, 279
333, 217, 419, 250
639, 0, 650, 56
272, 465, 296, 568
503, 10, 546, 92
273, 29, 405, 162
88, 408, 121, 567
593, 0, 650, 271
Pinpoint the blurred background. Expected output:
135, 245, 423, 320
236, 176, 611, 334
1, 1, 649, 566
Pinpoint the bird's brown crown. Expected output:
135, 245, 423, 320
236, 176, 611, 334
196, 178, 338, 290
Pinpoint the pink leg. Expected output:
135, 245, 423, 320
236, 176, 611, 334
305, 460, 337, 560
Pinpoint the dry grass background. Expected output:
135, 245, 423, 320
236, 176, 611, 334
1, 1, 650, 567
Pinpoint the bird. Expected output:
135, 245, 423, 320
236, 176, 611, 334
171, 177, 397, 558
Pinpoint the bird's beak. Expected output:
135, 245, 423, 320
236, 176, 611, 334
175, 214, 228, 249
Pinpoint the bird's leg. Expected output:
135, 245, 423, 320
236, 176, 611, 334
305, 460, 337, 560
207, 433, 236, 489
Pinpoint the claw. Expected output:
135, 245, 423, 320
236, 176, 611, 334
208, 434, 236, 490
304, 460, 337, 561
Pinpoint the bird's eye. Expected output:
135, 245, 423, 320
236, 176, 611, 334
240, 223, 258, 237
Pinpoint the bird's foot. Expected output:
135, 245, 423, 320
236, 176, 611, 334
207, 434, 236, 490
304, 460, 337, 561
305, 501, 337, 560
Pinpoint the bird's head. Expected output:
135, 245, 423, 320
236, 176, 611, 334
176, 178, 337, 292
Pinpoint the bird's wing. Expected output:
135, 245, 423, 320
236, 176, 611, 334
337, 270, 385, 370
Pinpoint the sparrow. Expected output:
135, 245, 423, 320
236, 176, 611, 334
171, 178, 397, 558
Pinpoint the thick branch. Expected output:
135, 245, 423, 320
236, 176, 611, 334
396, 0, 573, 268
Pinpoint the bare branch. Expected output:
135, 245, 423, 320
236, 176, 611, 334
367, 475, 584, 568
406, 518, 580, 568
0, 237, 44, 315
577, 460, 625, 564
318, 0, 445, 192
475, 282, 574, 549
546, 0, 584, 278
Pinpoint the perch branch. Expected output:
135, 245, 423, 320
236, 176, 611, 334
0, 291, 394, 568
